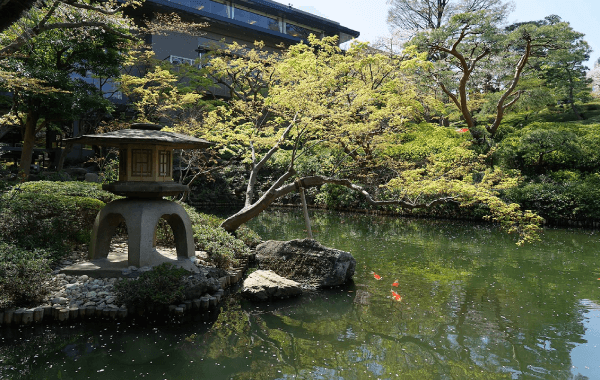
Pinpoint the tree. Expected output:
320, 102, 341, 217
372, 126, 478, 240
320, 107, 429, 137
172, 37, 542, 244
0, 0, 37, 32
0, 0, 139, 177
410, 10, 579, 143
181, 37, 442, 231
0, 1, 210, 178
539, 21, 592, 119
0, 2, 137, 178
386, 0, 513, 33
0, 0, 139, 59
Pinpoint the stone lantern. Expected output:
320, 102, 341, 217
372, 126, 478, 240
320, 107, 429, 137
66, 123, 212, 272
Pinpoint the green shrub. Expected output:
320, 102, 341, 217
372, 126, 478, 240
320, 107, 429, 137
382, 123, 468, 162
185, 206, 259, 268
234, 225, 262, 248
0, 243, 51, 308
113, 263, 188, 308
0, 181, 118, 261
504, 173, 600, 221
497, 122, 600, 174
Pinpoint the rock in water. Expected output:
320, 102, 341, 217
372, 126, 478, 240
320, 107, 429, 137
242, 270, 302, 301
255, 239, 356, 287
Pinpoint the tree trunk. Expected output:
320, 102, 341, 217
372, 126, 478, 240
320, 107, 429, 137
19, 112, 40, 179
56, 142, 74, 172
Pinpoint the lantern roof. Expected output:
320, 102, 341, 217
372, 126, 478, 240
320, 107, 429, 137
65, 123, 212, 150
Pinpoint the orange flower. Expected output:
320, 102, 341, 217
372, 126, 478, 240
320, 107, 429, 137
391, 290, 402, 302
372, 272, 382, 280
392, 280, 399, 287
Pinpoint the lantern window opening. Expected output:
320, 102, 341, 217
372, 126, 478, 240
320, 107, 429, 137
159, 150, 171, 177
132, 149, 153, 177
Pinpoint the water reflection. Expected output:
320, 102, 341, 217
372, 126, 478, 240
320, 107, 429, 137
1, 210, 599, 379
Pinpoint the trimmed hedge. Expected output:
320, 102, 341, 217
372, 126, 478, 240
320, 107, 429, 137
504, 173, 600, 222
0, 181, 118, 260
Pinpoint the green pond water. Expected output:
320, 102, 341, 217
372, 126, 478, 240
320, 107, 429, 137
1, 210, 600, 379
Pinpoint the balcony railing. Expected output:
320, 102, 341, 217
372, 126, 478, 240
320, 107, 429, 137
167, 55, 196, 66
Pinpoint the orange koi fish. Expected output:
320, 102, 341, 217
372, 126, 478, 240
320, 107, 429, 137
372, 272, 382, 280
391, 290, 402, 302
391, 280, 399, 287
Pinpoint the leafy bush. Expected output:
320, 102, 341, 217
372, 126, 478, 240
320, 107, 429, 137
0, 181, 118, 260
504, 173, 600, 221
114, 263, 188, 308
0, 243, 51, 308
156, 203, 260, 269
382, 123, 468, 162
183, 204, 250, 268
497, 122, 600, 174
234, 225, 262, 248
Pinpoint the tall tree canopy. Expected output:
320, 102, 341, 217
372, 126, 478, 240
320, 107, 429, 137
386, 0, 513, 33
410, 10, 586, 143
0, 0, 138, 177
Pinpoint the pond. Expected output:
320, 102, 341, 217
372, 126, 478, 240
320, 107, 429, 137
1, 210, 599, 379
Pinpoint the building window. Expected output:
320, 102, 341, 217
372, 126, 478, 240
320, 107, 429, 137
285, 22, 318, 40
234, 7, 279, 31
159, 150, 171, 177
176, 0, 230, 18
131, 149, 152, 177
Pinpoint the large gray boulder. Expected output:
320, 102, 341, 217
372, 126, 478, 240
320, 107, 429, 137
242, 270, 302, 301
255, 239, 356, 288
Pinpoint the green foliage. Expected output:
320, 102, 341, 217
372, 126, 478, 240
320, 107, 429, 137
0, 243, 51, 308
315, 183, 365, 209
382, 123, 468, 161
114, 263, 188, 308
182, 204, 258, 268
0, 181, 118, 260
498, 121, 600, 174
505, 173, 600, 221
0, 1, 136, 175
153, 203, 260, 268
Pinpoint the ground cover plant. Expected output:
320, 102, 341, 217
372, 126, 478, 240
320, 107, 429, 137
113, 263, 189, 309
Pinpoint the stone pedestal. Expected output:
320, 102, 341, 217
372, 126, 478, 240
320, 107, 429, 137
89, 198, 195, 267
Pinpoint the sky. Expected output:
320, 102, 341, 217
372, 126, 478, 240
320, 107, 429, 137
294, 0, 600, 68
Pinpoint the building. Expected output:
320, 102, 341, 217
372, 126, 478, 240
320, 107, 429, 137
127, 0, 360, 68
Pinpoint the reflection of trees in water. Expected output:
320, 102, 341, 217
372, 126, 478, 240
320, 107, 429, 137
247, 210, 600, 378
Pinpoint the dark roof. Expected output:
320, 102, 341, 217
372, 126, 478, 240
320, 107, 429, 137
65, 125, 212, 149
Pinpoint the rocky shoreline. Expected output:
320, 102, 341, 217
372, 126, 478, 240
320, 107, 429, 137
0, 242, 247, 327
1, 238, 356, 327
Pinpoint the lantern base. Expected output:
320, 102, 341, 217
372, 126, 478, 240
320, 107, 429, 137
88, 198, 196, 268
